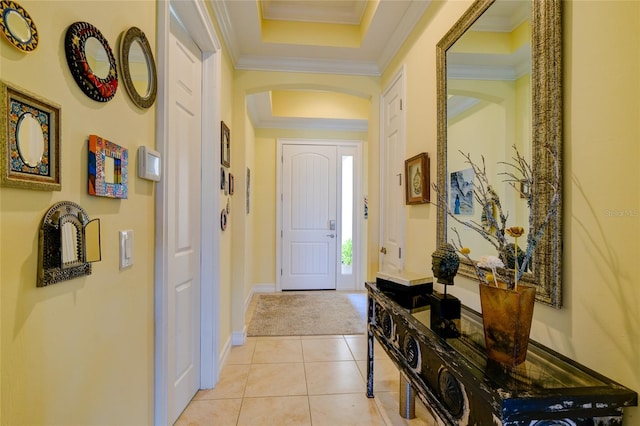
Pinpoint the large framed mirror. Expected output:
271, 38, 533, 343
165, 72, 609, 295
436, 0, 562, 307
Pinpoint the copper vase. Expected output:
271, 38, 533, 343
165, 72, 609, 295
479, 283, 536, 366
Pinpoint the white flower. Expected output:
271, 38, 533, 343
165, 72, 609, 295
477, 255, 504, 269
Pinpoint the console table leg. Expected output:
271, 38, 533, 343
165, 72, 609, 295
366, 328, 374, 398
399, 373, 416, 419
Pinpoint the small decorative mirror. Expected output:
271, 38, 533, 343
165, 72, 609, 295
119, 27, 157, 109
64, 21, 118, 102
38, 201, 101, 287
88, 134, 128, 199
0, 0, 38, 51
1, 80, 61, 190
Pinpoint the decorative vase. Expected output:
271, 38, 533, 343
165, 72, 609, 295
479, 282, 536, 367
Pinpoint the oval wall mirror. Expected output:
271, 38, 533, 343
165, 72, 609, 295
0, 0, 38, 51
119, 26, 157, 109
64, 21, 118, 102
17, 112, 45, 167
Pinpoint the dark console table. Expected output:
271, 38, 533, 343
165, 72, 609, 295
366, 282, 638, 425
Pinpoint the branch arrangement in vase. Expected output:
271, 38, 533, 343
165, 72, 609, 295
434, 145, 561, 290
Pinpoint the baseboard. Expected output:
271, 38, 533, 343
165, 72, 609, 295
219, 334, 232, 372
231, 325, 247, 346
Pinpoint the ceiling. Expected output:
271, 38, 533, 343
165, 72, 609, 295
210, 0, 432, 76
208, 0, 530, 131
209, 0, 432, 131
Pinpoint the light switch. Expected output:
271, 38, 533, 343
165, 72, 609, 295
119, 230, 134, 269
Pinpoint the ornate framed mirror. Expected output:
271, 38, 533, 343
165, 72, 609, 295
64, 21, 118, 102
436, 0, 562, 307
119, 27, 157, 109
38, 201, 101, 287
0, 0, 38, 52
0, 80, 61, 190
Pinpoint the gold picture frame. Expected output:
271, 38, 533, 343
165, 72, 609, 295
405, 152, 429, 205
0, 80, 61, 191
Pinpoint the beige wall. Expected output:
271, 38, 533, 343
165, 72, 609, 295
383, 1, 640, 423
0, 1, 156, 424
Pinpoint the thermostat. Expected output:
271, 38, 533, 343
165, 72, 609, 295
137, 146, 161, 181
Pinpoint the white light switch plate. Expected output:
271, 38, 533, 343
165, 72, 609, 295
119, 230, 134, 269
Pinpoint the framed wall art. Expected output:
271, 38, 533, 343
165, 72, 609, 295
221, 121, 230, 167
450, 168, 474, 215
0, 80, 61, 190
88, 134, 128, 199
405, 152, 429, 205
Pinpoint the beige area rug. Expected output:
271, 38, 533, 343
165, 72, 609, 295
247, 292, 367, 336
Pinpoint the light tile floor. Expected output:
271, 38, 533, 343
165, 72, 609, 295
175, 294, 432, 426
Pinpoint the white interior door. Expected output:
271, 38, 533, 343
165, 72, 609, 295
167, 18, 202, 423
380, 71, 406, 273
282, 144, 337, 290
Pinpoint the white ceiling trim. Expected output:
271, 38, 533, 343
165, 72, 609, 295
235, 55, 381, 76
377, 0, 432, 71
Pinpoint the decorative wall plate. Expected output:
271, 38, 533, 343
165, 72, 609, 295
64, 21, 118, 102
0, 0, 38, 52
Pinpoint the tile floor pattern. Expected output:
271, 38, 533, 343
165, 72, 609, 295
175, 293, 433, 426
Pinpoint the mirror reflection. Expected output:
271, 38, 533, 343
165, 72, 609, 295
85, 36, 110, 79
16, 112, 45, 167
61, 222, 79, 266
446, 0, 531, 257
128, 39, 151, 96
5, 9, 31, 42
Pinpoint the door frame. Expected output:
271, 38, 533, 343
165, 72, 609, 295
155, 1, 222, 424
276, 138, 363, 292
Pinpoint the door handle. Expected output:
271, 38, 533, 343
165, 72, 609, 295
380, 247, 387, 254
326, 234, 335, 238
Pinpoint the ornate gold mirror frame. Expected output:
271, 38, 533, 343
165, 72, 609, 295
436, 0, 563, 307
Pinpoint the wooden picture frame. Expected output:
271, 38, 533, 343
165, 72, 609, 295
221, 121, 230, 167
0, 80, 61, 191
405, 152, 430, 205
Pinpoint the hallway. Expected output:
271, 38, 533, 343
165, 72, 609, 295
175, 295, 431, 425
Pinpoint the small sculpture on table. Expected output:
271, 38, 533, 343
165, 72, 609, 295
430, 244, 462, 337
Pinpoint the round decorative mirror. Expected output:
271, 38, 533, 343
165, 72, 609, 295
64, 21, 118, 102
119, 27, 157, 109
0, 0, 38, 51
16, 112, 45, 167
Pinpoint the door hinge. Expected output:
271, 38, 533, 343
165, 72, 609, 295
400, 99, 403, 111
281, 268, 283, 276
399, 247, 402, 259
281, 230, 283, 237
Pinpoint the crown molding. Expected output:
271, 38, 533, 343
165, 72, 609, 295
235, 55, 381, 76
378, 0, 432, 72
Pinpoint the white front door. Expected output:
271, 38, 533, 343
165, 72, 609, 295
167, 18, 202, 423
282, 144, 338, 290
380, 71, 406, 273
